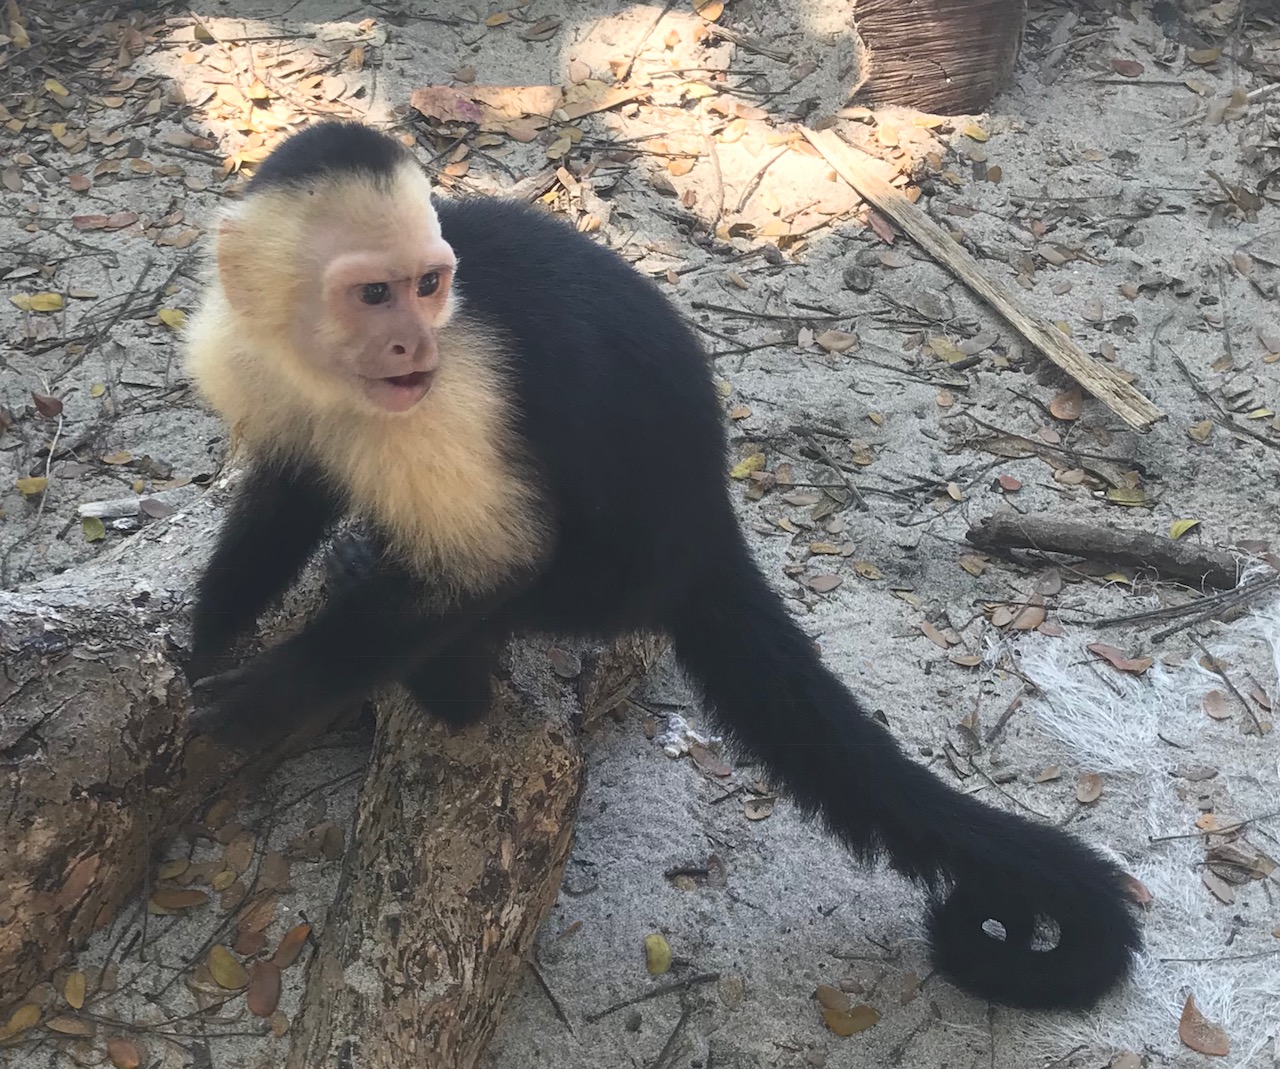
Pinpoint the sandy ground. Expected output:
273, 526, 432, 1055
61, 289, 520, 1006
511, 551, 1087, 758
2, 0, 1279, 1066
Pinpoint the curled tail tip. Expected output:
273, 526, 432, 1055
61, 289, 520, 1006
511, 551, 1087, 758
926, 865, 1142, 1010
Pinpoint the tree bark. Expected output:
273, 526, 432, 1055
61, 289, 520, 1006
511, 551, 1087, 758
853, 0, 1028, 114
0, 492, 246, 1010
286, 684, 583, 1069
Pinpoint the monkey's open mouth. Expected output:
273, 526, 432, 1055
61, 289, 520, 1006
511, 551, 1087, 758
383, 371, 433, 390
364, 369, 436, 412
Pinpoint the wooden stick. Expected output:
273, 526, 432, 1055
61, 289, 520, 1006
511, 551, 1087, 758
965, 512, 1245, 590
801, 127, 1165, 433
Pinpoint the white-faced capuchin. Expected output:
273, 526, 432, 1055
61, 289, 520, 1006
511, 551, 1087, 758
183, 120, 1140, 1012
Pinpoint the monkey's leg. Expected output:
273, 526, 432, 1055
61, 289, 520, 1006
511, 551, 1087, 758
403, 632, 501, 727
189, 460, 340, 681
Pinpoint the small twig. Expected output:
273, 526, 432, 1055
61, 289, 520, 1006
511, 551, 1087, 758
1159, 949, 1280, 964
528, 961, 574, 1034
1190, 635, 1265, 734
734, 146, 788, 214
649, 1005, 693, 1069
690, 299, 845, 322
617, 0, 678, 83
803, 435, 869, 512
34, 411, 64, 521
700, 120, 725, 231
584, 972, 720, 1023
983, 685, 1030, 744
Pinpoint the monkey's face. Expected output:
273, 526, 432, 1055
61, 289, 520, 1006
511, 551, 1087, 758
305, 223, 457, 415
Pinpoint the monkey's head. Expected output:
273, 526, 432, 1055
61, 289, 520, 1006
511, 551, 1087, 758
210, 130, 457, 416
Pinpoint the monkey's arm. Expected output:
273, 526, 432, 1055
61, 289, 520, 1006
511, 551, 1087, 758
188, 460, 341, 681
192, 565, 531, 746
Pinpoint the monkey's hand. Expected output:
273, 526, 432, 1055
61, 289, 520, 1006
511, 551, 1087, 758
189, 646, 338, 749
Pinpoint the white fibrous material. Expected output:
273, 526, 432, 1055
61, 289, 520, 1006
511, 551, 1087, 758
1001, 599, 1280, 1067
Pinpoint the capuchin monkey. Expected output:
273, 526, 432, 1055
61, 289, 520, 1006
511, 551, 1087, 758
184, 120, 1140, 1012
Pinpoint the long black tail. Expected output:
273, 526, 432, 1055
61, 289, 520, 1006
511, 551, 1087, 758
669, 547, 1141, 1010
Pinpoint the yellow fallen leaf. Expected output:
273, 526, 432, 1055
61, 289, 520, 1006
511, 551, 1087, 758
45, 78, 70, 96
694, 0, 724, 19
961, 123, 990, 142
157, 307, 186, 329
1106, 487, 1148, 506
30, 291, 64, 312
1246, 408, 1273, 420
82, 517, 106, 542
0, 1003, 40, 1040
485, 12, 511, 26
207, 945, 249, 989
65, 971, 86, 1009
16, 476, 48, 496
730, 453, 766, 480
90, 383, 106, 397
644, 933, 672, 975
1170, 519, 1200, 540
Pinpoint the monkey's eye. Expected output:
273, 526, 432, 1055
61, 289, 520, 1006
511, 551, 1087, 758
417, 272, 441, 298
360, 282, 391, 306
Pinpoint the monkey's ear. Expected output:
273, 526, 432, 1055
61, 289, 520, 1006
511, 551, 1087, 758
214, 217, 258, 315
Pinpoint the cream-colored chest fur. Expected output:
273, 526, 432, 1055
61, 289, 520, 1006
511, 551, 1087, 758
187, 304, 547, 594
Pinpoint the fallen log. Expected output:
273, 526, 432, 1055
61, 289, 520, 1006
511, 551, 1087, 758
286, 682, 582, 1069
966, 512, 1246, 590
0, 476, 661, 1067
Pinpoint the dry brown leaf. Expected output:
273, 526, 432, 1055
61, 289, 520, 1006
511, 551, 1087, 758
1049, 387, 1084, 421
991, 605, 1016, 628
1075, 771, 1103, 804
689, 741, 732, 777
46, 1015, 94, 1036
814, 984, 850, 1012
808, 574, 842, 594
272, 923, 312, 969
1179, 995, 1229, 1056
1122, 874, 1153, 905
815, 329, 857, 353
920, 620, 952, 649
997, 474, 1022, 492
106, 1037, 143, 1069
1087, 643, 1153, 675
1203, 690, 1232, 720
1012, 603, 1046, 631
1111, 58, 1145, 77
149, 888, 208, 911
247, 962, 282, 1017
823, 1003, 880, 1036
